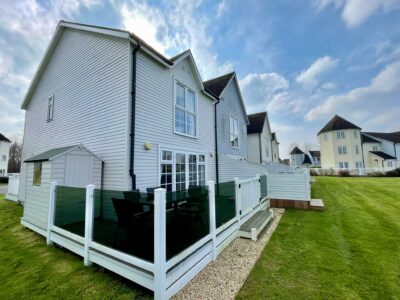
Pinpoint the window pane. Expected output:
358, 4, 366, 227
162, 150, 172, 161
198, 165, 205, 186
189, 154, 197, 187
186, 113, 196, 136
176, 153, 186, 191
199, 155, 205, 162
175, 108, 185, 134
234, 119, 238, 135
33, 162, 42, 186
187, 90, 196, 113
176, 83, 185, 108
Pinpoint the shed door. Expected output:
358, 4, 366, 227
64, 154, 94, 187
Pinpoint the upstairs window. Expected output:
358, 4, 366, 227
353, 130, 358, 138
355, 145, 359, 154
336, 131, 345, 139
324, 133, 328, 141
338, 146, 347, 155
372, 145, 378, 151
174, 82, 197, 137
33, 162, 42, 186
1, 155, 6, 161
388, 161, 393, 167
230, 116, 239, 148
47, 95, 54, 122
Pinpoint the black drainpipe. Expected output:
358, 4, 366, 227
361, 142, 366, 174
259, 133, 262, 164
394, 143, 398, 168
214, 98, 221, 184
130, 42, 141, 190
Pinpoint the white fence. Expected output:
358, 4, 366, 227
267, 170, 311, 201
6, 174, 20, 202
40, 165, 310, 299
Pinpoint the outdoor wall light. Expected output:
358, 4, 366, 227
144, 142, 152, 150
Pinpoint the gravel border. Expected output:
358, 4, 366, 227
172, 208, 285, 300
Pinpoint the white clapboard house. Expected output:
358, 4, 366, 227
18, 21, 310, 299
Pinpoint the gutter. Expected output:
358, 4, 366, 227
130, 42, 141, 190
214, 98, 221, 184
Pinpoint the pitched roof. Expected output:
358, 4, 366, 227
290, 146, 304, 154
247, 112, 267, 134
303, 154, 312, 165
309, 150, 321, 158
363, 132, 400, 143
271, 132, 278, 142
361, 133, 380, 144
318, 115, 361, 135
369, 151, 396, 160
203, 72, 235, 97
0, 133, 11, 143
25, 145, 77, 162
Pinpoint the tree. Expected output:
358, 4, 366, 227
8, 139, 22, 173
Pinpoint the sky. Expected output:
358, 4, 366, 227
0, 0, 400, 158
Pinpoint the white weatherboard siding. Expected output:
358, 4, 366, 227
247, 134, 260, 164
267, 172, 310, 201
134, 51, 216, 190
216, 80, 248, 158
19, 28, 131, 206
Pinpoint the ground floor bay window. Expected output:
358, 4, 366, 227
160, 148, 207, 191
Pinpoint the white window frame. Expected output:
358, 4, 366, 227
336, 131, 345, 139
159, 147, 207, 192
47, 95, 54, 122
229, 115, 239, 148
353, 130, 357, 138
173, 80, 198, 138
372, 145, 378, 151
355, 145, 359, 154
338, 145, 347, 155
1, 155, 6, 162
387, 161, 393, 167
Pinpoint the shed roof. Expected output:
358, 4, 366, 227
369, 151, 396, 160
318, 115, 361, 135
25, 145, 77, 162
0, 133, 11, 143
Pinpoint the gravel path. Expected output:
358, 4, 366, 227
173, 208, 285, 300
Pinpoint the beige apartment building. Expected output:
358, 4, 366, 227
317, 115, 399, 173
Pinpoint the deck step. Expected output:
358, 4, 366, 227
239, 209, 274, 241
310, 199, 324, 211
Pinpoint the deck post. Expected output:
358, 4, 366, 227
84, 184, 95, 266
154, 188, 167, 300
234, 177, 241, 225
46, 181, 57, 245
207, 181, 217, 261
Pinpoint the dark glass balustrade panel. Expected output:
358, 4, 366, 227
215, 181, 236, 228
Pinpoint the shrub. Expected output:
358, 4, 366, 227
369, 172, 385, 177
310, 169, 318, 176
386, 168, 400, 177
338, 169, 351, 177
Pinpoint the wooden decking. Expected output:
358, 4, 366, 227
239, 209, 274, 241
310, 199, 324, 211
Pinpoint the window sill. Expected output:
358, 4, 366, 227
174, 131, 198, 139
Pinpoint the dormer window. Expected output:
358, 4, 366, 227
47, 95, 54, 122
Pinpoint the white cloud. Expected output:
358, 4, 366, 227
239, 72, 289, 113
117, 0, 233, 79
296, 56, 339, 88
321, 82, 337, 89
305, 60, 400, 121
313, 0, 400, 28
216, 0, 228, 18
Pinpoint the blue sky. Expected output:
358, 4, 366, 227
1, 0, 400, 158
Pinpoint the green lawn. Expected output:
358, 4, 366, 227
0, 194, 151, 299
238, 177, 400, 299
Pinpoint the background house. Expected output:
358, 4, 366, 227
290, 147, 304, 167
247, 112, 274, 165
290, 147, 320, 167
271, 133, 280, 162
0, 133, 11, 177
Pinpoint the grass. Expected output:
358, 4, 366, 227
238, 177, 400, 299
0, 194, 152, 299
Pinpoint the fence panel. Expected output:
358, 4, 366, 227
6, 174, 20, 201
267, 171, 310, 200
